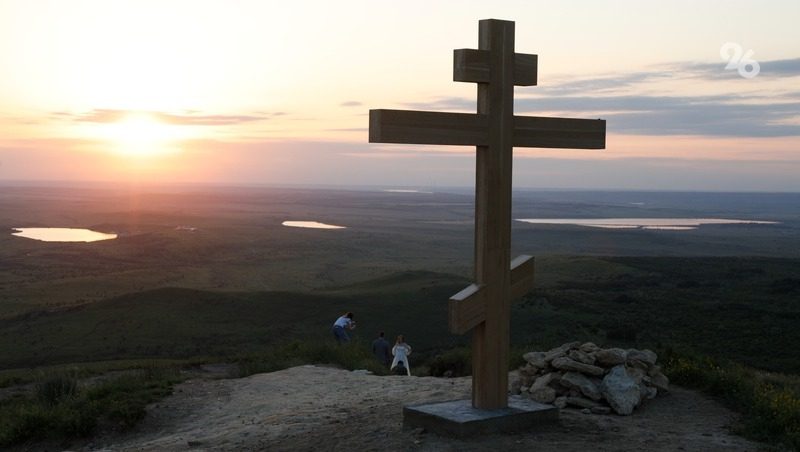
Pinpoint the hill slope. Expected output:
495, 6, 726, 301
94, 366, 761, 451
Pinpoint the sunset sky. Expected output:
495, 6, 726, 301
0, 0, 798, 190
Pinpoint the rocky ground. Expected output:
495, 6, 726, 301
69, 365, 767, 451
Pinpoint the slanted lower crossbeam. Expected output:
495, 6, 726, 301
449, 255, 535, 335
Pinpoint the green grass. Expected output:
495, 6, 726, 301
3, 257, 800, 374
0, 339, 400, 448
0, 366, 183, 447
0, 271, 468, 370
662, 349, 800, 450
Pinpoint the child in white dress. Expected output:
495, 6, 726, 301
391, 335, 412, 376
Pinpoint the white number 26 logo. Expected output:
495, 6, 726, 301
720, 42, 760, 79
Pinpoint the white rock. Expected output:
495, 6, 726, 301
647, 364, 663, 377
595, 348, 627, 367
650, 371, 670, 392
523, 351, 548, 368
544, 341, 581, 362
628, 349, 658, 366
568, 349, 596, 365
531, 372, 559, 391
519, 363, 540, 377
591, 406, 612, 415
626, 366, 647, 384
530, 386, 557, 404
641, 384, 657, 400
601, 365, 641, 415
579, 342, 600, 353
560, 372, 602, 401
551, 357, 605, 376
565, 396, 599, 409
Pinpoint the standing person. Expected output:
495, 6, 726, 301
371, 331, 391, 367
391, 335, 412, 376
332, 312, 355, 344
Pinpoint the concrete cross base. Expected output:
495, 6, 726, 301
402, 396, 558, 437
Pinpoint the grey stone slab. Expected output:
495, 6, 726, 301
403, 396, 558, 437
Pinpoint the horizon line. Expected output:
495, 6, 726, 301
1, 178, 799, 195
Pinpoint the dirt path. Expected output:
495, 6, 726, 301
87, 365, 763, 451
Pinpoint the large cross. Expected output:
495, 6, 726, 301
369, 19, 605, 410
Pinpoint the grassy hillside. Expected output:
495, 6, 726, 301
3, 257, 799, 374
0, 271, 468, 369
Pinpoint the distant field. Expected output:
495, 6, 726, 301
1, 184, 798, 372
2, 185, 798, 318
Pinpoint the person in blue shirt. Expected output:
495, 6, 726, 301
332, 312, 355, 344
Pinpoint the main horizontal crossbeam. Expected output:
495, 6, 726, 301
369, 109, 605, 149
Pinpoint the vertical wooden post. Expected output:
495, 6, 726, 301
472, 19, 514, 410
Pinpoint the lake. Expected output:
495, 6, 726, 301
11, 228, 118, 242
282, 221, 346, 229
515, 218, 778, 230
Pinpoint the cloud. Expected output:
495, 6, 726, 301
407, 94, 800, 138
534, 71, 673, 96
536, 58, 800, 95
54, 109, 277, 126
674, 57, 800, 80
514, 95, 800, 137
340, 101, 363, 107
401, 56, 800, 138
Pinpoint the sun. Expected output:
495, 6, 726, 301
101, 113, 185, 157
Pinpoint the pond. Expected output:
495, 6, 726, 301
282, 221, 346, 230
11, 228, 118, 242
515, 218, 778, 230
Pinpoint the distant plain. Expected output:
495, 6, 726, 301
1, 184, 799, 371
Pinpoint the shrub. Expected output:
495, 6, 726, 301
427, 347, 471, 377
0, 368, 183, 447
35, 374, 78, 406
663, 350, 800, 450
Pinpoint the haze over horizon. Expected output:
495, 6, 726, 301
1, 0, 798, 191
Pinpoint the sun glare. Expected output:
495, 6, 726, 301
101, 114, 186, 157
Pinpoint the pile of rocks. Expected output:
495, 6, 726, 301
512, 341, 670, 415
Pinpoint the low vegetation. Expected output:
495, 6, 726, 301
663, 349, 800, 451
0, 365, 183, 447
1, 256, 799, 448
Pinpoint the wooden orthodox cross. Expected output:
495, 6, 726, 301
369, 19, 605, 409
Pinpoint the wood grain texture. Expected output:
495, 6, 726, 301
450, 256, 533, 335
448, 283, 486, 335
470, 17, 515, 410
514, 116, 606, 149
370, 110, 604, 150
369, 109, 487, 146
453, 49, 537, 86
509, 255, 535, 300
